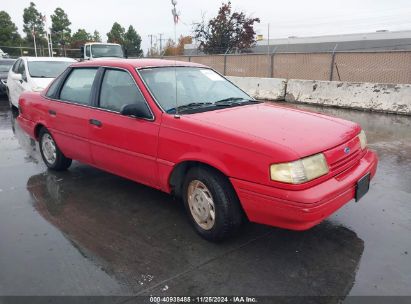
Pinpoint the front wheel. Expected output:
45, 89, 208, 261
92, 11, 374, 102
182, 166, 243, 241
39, 128, 72, 171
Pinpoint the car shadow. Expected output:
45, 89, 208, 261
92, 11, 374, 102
26, 167, 364, 300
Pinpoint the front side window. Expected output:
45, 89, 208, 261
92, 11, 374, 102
86, 45, 91, 57
27, 61, 72, 78
60, 68, 98, 105
138, 67, 250, 113
99, 69, 146, 112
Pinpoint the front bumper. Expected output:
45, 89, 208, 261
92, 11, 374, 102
230, 149, 378, 230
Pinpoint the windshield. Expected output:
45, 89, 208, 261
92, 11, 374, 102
139, 67, 251, 113
0, 60, 15, 73
27, 61, 72, 78
91, 45, 124, 58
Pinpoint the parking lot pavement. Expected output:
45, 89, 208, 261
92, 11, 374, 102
0, 97, 410, 300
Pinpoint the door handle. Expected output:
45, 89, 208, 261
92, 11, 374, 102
48, 110, 56, 116
89, 119, 102, 127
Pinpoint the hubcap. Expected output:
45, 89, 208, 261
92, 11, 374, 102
187, 180, 215, 230
41, 133, 57, 164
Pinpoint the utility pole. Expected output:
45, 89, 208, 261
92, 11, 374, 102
158, 33, 165, 54
148, 34, 155, 56
267, 23, 270, 77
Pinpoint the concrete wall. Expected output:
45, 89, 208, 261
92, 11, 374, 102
285, 80, 411, 115
227, 76, 287, 101
226, 75, 411, 115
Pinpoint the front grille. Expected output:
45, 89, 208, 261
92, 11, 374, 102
324, 136, 364, 177
330, 148, 361, 172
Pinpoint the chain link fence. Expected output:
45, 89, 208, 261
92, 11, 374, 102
154, 51, 411, 84
3, 45, 410, 84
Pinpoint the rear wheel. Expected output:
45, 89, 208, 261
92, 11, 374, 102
182, 166, 243, 241
39, 128, 72, 171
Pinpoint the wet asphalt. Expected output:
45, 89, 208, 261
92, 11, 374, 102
0, 96, 410, 301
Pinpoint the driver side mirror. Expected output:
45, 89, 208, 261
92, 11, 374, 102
120, 103, 152, 119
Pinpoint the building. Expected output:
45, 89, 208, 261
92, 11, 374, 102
184, 30, 411, 55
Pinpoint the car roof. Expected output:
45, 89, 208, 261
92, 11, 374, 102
70, 58, 206, 69
20, 56, 77, 62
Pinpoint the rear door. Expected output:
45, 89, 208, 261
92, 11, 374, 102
46, 67, 99, 164
88, 68, 160, 187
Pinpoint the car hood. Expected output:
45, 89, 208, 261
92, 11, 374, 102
186, 103, 361, 158
30, 77, 54, 89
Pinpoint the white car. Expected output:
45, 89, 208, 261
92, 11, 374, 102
7, 56, 76, 109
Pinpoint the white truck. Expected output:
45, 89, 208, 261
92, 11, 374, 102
80, 42, 127, 60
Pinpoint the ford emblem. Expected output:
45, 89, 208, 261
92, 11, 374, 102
344, 147, 351, 154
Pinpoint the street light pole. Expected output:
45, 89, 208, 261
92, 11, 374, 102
171, 0, 179, 56
171, 0, 180, 117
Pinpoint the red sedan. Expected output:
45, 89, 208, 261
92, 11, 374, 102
17, 59, 378, 241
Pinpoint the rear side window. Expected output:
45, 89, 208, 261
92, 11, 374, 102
60, 68, 98, 105
99, 69, 146, 112
46, 73, 64, 98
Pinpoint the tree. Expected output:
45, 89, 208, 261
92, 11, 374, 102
23, 2, 46, 46
71, 29, 92, 48
92, 30, 101, 42
193, 1, 260, 54
50, 7, 71, 45
164, 35, 192, 56
107, 22, 125, 44
0, 11, 22, 46
124, 25, 142, 56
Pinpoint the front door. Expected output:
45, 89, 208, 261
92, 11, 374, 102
89, 68, 160, 187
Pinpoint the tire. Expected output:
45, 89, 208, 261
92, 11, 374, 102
39, 128, 72, 171
182, 166, 243, 241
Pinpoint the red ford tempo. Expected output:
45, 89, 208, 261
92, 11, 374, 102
17, 59, 378, 241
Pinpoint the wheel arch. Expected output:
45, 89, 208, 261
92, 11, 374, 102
34, 123, 46, 140
168, 160, 231, 198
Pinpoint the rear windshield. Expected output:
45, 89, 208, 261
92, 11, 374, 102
28, 61, 73, 78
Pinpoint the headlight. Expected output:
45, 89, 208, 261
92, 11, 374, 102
270, 153, 329, 184
358, 130, 367, 150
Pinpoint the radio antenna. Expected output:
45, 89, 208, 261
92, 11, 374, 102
171, 0, 180, 118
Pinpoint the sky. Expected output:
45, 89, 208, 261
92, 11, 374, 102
3, 0, 411, 52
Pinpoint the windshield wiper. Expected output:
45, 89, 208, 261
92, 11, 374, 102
214, 97, 260, 106
166, 102, 213, 114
